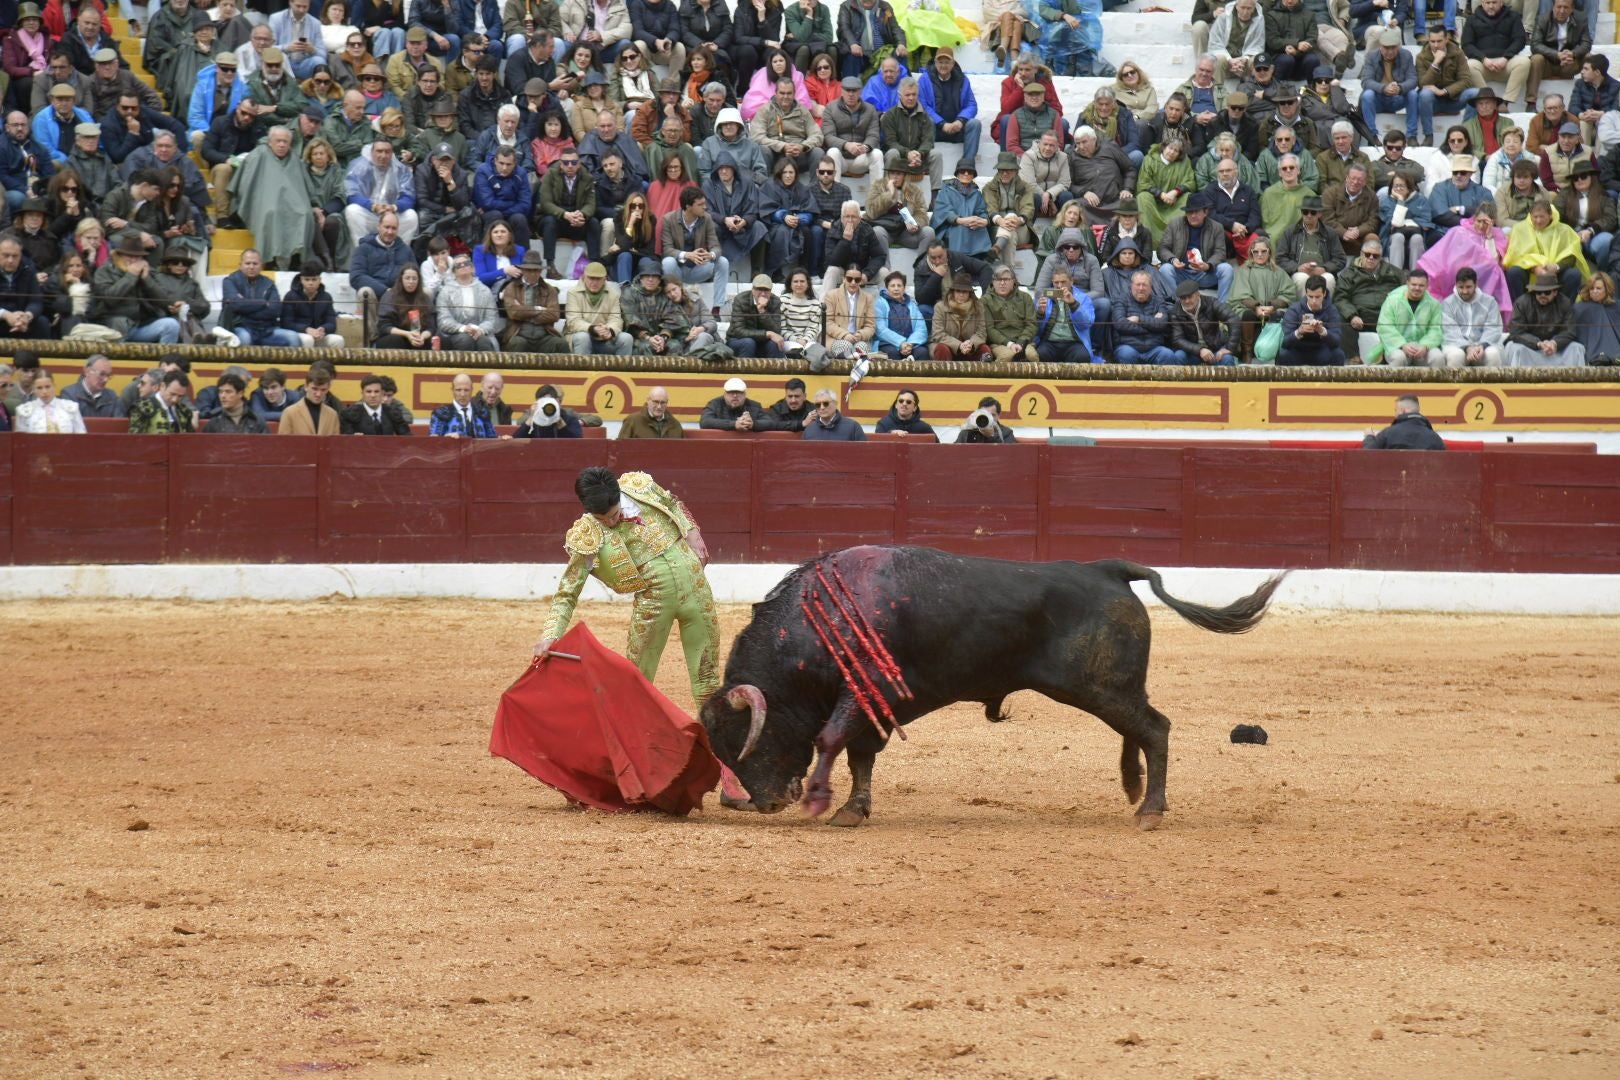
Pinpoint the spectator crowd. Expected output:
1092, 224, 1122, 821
0, 346, 960, 440
1, 0, 1619, 368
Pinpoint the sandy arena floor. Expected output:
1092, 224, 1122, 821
0, 598, 1616, 1079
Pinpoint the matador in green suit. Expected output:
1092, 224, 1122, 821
534, 466, 722, 707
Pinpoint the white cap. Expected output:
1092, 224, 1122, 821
723, 377, 748, 392
716, 107, 743, 128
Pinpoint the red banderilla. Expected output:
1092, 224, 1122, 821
828, 565, 913, 700
800, 597, 893, 742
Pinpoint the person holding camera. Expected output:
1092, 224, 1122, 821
957, 395, 1017, 444
514, 384, 585, 438
1032, 264, 1094, 364
1278, 273, 1347, 365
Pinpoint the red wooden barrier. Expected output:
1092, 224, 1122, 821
12, 435, 170, 564
3, 435, 1618, 572
169, 436, 320, 562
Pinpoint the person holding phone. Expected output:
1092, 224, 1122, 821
1279, 273, 1346, 364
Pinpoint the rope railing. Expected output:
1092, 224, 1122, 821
10, 337, 1620, 381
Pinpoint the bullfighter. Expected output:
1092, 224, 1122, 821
534, 467, 720, 707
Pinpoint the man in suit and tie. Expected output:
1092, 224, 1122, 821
277, 368, 342, 435
428, 371, 498, 437
341, 373, 413, 434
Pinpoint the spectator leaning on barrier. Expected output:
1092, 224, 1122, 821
618, 385, 685, 439
699, 376, 772, 431
1362, 394, 1446, 449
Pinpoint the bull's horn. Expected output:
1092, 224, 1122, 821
726, 685, 768, 761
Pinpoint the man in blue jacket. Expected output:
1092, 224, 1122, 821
187, 53, 248, 149
31, 83, 92, 164
348, 210, 416, 338
223, 249, 301, 346
1034, 263, 1094, 363
860, 55, 909, 114
917, 47, 978, 177
473, 145, 533, 246
1111, 269, 1180, 364
1358, 29, 1420, 141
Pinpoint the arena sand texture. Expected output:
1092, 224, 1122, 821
1, 599, 1616, 1079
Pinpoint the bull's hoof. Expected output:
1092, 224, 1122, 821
719, 792, 756, 812
1122, 776, 1144, 805
827, 805, 869, 828
1135, 811, 1164, 831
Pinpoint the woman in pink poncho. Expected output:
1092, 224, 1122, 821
1418, 202, 1513, 319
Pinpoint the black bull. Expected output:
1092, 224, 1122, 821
699, 546, 1284, 830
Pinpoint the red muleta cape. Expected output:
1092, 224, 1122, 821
490, 623, 722, 814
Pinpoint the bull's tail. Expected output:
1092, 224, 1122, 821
1106, 561, 1287, 635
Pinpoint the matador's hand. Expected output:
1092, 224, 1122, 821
533, 637, 556, 657
685, 529, 710, 566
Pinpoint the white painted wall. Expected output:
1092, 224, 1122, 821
3, 563, 1617, 614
